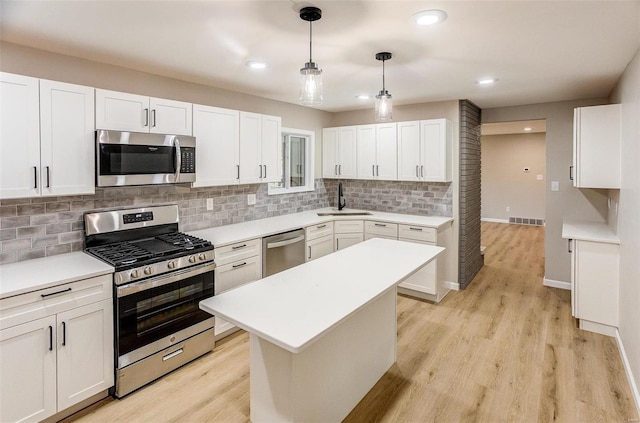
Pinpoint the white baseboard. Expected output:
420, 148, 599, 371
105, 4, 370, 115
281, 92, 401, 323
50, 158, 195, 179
615, 329, 640, 417
444, 280, 460, 291
481, 218, 509, 224
543, 277, 571, 290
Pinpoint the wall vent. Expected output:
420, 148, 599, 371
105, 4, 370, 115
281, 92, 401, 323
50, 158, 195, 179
508, 217, 545, 226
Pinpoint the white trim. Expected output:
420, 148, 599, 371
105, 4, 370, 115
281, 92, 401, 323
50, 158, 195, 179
481, 218, 509, 224
268, 127, 315, 196
444, 280, 460, 291
579, 319, 617, 337
615, 329, 640, 416
543, 277, 571, 290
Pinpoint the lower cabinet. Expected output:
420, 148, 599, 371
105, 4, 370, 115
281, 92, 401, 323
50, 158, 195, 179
214, 239, 262, 339
305, 222, 334, 261
334, 220, 364, 251
0, 275, 113, 423
569, 238, 619, 336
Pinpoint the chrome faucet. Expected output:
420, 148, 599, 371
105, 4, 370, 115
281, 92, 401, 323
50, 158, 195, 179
338, 182, 346, 210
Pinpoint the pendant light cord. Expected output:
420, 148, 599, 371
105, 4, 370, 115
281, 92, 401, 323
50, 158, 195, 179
382, 59, 386, 92
309, 20, 313, 63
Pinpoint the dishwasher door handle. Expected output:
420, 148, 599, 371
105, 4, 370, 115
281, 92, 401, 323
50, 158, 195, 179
266, 235, 305, 249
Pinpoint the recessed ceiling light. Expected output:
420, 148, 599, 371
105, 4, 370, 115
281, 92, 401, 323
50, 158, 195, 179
476, 78, 498, 85
524, 127, 533, 132
413, 10, 447, 26
246, 61, 268, 70
356, 94, 370, 100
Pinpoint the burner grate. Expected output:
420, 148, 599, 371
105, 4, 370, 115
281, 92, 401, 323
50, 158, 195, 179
156, 233, 211, 250
87, 242, 153, 267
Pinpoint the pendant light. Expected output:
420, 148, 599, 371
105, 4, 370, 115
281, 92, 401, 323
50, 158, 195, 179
299, 7, 323, 106
375, 52, 393, 122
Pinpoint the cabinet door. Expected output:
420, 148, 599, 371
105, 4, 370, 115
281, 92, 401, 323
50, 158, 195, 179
215, 256, 261, 336
421, 119, 452, 182
192, 105, 240, 187
39, 80, 95, 197
570, 240, 577, 317
56, 299, 114, 411
335, 233, 363, 251
337, 126, 357, 179
573, 105, 621, 188
375, 123, 397, 180
356, 125, 376, 179
149, 97, 193, 136
0, 316, 57, 423
95, 89, 149, 132
397, 121, 421, 182
239, 111, 263, 183
306, 234, 334, 261
261, 114, 281, 183
0, 72, 41, 199
322, 128, 339, 178
398, 238, 437, 295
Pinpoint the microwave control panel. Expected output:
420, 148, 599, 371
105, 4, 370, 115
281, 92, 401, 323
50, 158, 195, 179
180, 147, 196, 173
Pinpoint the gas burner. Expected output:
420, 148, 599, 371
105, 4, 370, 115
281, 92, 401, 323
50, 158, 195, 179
87, 243, 153, 267
156, 233, 211, 250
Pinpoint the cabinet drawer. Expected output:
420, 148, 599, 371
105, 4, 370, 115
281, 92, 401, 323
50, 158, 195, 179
305, 222, 334, 241
364, 221, 398, 238
0, 275, 112, 330
398, 224, 436, 243
215, 238, 261, 266
334, 220, 363, 234
215, 255, 262, 294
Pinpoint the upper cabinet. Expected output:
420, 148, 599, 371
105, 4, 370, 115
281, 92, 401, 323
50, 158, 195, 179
356, 123, 397, 180
397, 119, 452, 183
572, 104, 621, 189
322, 126, 357, 179
239, 112, 281, 184
95, 89, 192, 136
0, 73, 95, 199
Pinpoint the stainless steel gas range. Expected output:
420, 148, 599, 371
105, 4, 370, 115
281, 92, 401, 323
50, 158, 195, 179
84, 205, 215, 398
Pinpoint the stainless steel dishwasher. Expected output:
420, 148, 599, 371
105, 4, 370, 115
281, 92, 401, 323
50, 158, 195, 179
263, 228, 306, 276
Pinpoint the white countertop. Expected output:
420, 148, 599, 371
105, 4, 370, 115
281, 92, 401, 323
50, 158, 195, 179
199, 238, 444, 354
561, 220, 620, 244
0, 252, 114, 299
189, 208, 453, 247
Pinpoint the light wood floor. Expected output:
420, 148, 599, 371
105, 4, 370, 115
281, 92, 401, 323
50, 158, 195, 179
66, 222, 638, 422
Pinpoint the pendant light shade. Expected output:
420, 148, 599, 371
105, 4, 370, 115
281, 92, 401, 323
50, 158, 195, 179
375, 52, 393, 122
299, 7, 323, 106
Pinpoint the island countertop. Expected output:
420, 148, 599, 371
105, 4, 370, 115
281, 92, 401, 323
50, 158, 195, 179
199, 238, 444, 353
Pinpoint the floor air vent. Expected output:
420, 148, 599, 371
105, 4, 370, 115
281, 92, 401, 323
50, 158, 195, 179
508, 217, 545, 226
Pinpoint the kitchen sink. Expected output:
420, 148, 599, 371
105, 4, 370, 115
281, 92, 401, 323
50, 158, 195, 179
316, 209, 372, 216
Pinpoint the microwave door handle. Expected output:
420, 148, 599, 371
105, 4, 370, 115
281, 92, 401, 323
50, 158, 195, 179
174, 138, 181, 182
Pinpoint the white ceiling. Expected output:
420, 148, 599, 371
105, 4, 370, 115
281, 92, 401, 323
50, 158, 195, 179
1, 1, 639, 113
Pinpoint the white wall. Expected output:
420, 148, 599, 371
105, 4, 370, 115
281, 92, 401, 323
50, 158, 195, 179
481, 133, 546, 221
610, 46, 640, 409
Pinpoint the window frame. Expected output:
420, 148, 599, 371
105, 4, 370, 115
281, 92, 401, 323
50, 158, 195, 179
268, 127, 315, 195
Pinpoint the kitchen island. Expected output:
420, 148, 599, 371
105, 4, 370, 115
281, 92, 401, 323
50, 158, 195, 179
200, 238, 444, 422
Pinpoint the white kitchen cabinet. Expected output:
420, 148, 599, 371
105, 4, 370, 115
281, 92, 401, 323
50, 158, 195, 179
0, 73, 95, 199
305, 222, 334, 262
95, 89, 192, 135
0, 275, 113, 423
356, 123, 397, 180
239, 112, 281, 184
334, 220, 364, 251
569, 238, 619, 335
397, 118, 452, 182
192, 105, 240, 187
364, 220, 398, 239
572, 104, 621, 188
214, 238, 262, 338
335, 233, 364, 251
322, 126, 357, 179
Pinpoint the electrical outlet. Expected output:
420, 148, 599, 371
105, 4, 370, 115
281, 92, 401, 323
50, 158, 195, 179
536, 174, 544, 180
551, 181, 559, 192
206, 198, 213, 211
506, 206, 510, 212
247, 194, 256, 205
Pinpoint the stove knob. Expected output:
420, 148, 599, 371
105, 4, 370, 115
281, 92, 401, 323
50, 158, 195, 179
144, 266, 153, 276
189, 255, 197, 263
131, 270, 140, 279
198, 253, 207, 261
168, 261, 177, 269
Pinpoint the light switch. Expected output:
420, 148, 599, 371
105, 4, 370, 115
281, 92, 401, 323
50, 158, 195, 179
247, 194, 257, 205
536, 174, 544, 180
551, 181, 559, 192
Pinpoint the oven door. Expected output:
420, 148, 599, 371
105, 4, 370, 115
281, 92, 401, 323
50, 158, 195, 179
116, 262, 215, 367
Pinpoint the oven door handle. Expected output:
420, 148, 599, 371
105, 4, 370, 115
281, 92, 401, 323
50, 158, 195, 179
174, 138, 182, 183
117, 261, 216, 298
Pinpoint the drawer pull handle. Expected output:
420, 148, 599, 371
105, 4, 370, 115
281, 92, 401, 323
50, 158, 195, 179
41, 287, 72, 298
163, 348, 184, 361
409, 227, 423, 231
231, 244, 247, 250
62, 322, 66, 346
568, 239, 573, 253
308, 246, 312, 259
48, 326, 53, 351
316, 224, 327, 229
374, 223, 386, 227
232, 262, 247, 269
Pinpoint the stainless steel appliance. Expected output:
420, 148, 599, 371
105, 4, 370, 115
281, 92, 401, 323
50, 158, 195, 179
96, 129, 196, 187
262, 229, 306, 276
84, 205, 215, 398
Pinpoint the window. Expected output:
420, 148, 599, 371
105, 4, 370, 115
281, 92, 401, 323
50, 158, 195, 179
268, 128, 315, 195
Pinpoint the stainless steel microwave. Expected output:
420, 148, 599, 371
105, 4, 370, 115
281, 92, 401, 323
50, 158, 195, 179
96, 129, 196, 187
